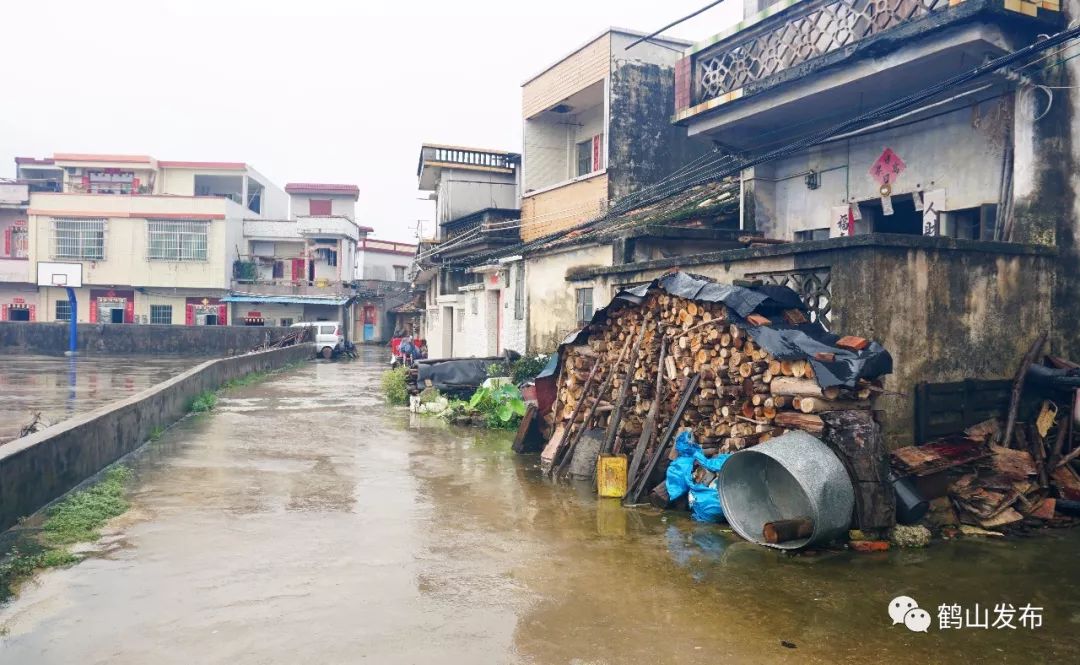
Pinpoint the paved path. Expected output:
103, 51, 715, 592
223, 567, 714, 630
2, 351, 1079, 664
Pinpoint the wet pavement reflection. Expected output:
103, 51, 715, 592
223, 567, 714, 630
0, 354, 205, 444
1, 349, 1079, 664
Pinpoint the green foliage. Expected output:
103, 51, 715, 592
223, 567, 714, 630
381, 365, 410, 405
1, 465, 132, 601
467, 383, 527, 429
190, 390, 218, 413
486, 363, 506, 378
148, 425, 165, 442
510, 354, 550, 384
42, 466, 132, 546
233, 259, 258, 281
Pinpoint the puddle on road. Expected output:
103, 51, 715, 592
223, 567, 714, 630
2, 349, 1079, 664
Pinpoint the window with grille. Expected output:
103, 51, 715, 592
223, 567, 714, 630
456, 309, 464, 332
471, 294, 478, 315
575, 288, 594, 325
55, 300, 71, 321
150, 305, 172, 325
148, 220, 208, 261
514, 264, 525, 320
52, 218, 105, 260
280, 318, 293, 327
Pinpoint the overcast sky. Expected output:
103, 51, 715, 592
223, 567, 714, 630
1, 0, 740, 243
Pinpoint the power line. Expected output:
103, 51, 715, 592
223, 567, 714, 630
626, 1, 727, 51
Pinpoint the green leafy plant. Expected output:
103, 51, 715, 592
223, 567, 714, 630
510, 354, 550, 384
1, 465, 132, 601
190, 390, 217, 413
381, 365, 410, 406
486, 363, 506, 378
467, 383, 527, 429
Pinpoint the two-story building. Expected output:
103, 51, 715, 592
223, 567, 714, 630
413, 144, 527, 358
550, 1, 1074, 445
224, 183, 369, 336
0, 181, 34, 320
14, 153, 287, 325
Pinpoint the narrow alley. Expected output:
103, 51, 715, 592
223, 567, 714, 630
2, 352, 1078, 664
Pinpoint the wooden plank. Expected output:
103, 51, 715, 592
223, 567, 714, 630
628, 373, 701, 504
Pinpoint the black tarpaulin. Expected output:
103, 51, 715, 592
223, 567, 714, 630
416, 352, 521, 393
558, 271, 891, 389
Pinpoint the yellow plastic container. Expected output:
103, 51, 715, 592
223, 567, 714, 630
596, 454, 628, 498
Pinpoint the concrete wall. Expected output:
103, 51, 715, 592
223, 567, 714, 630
0, 344, 311, 532
0, 321, 294, 356
607, 60, 711, 202
434, 167, 518, 228
746, 100, 1009, 238
525, 243, 612, 351
358, 248, 411, 281
502, 261, 528, 354
563, 235, 1054, 447
289, 193, 357, 220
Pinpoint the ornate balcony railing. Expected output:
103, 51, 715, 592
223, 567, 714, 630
692, 0, 954, 108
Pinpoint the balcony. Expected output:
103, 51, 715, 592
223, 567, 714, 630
438, 208, 522, 260
296, 215, 361, 242
675, 0, 1063, 146
417, 144, 519, 190
230, 276, 353, 297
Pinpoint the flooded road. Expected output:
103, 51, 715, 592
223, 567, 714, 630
2, 350, 1079, 664
0, 354, 204, 444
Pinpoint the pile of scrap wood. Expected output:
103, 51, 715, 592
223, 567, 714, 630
540, 271, 893, 509
891, 340, 1080, 533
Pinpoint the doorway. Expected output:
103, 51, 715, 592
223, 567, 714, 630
109, 308, 125, 324
8, 308, 30, 321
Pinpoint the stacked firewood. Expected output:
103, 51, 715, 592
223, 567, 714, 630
543, 290, 880, 491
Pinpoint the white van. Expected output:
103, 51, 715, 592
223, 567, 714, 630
291, 321, 345, 359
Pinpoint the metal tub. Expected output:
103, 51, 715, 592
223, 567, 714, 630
718, 430, 854, 550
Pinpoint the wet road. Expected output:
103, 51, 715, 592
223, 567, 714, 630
0, 354, 204, 444
2, 350, 1079, 664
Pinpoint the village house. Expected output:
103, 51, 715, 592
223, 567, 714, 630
12, 153, 287, 325
0, 180, 34, 321
516, 27, 740, 351
225, 182, 368, 337
354, 238, 417, 343
412, 144, 526, 358
551, 1, 1072, 445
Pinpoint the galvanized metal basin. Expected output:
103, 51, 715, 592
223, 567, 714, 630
718, 430, 855, 550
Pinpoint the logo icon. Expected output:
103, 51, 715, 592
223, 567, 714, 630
889, 596, 928, 632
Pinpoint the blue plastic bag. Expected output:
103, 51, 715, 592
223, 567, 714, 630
665, 430, 732, 523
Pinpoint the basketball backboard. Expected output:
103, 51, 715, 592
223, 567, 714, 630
37, 261, 83, 288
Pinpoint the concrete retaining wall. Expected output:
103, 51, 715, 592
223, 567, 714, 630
0, 321, 294, 356
0, 344, 312, 532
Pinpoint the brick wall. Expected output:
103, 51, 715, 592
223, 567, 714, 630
523, 33, 610, 119
519, 174, 608, 242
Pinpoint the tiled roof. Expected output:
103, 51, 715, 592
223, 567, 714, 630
285, 183, 360, 197
53, 153, 154, 164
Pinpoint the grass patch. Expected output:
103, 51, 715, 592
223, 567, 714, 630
381, 365, 409, 406
189, 390, 218, 413
0, 465, 132, 602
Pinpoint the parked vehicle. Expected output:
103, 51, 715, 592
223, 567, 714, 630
291, 321, 345, 359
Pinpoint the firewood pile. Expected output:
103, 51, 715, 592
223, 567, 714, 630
890, 347, 1080, 533
541, 276, 890, 505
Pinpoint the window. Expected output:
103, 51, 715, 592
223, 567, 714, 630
941, 205, 997, 240
55, 300, 71, 321
575, 288, 594, 325
576, 140, 593, 177
280, 318, 293, 327
52, 218, 105, 260
393, 265, 406, 282
514, 264, 525, 320
309, 199, 332, 215
150, 305, 172, 325
456, 309, 465, 332
315, 247, 337, 266
794, 228, 831, 242
319, 324, 337, 335
148, 220, 208, 261
471, 294, 478, 315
